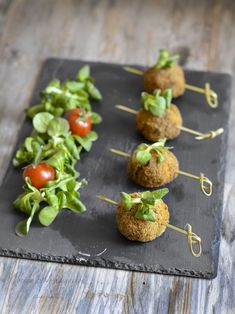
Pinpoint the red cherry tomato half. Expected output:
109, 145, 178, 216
23, 163, 55, 189
66, 108, 92, 137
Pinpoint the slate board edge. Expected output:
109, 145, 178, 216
0, 58, 232, 280
211, 75, 233, 278
0, 248, 214, 279
44, 57, 233, 78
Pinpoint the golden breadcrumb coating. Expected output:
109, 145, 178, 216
136, 105, 182, 141
128, 148, 179, 188
143, 64, 186, 98
116, 193, 169, 242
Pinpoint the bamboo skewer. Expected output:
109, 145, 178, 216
110, 149, 213, 196
96, 194, 202, 257
115, 105, 224, 141
123, 66, 218, 108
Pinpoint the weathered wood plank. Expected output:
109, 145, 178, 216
0, 0, 234, 313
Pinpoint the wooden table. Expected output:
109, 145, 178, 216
0, 1, 234, 313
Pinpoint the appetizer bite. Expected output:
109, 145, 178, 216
110, 139, 212, 196
144, 49, 185, 97
124, 49, 218, 108
96, 189, 202, 257
116, 88, 223, 142
137, 89, 182, 141
13, 65, 103, 236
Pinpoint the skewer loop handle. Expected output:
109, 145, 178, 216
195, 128, 224, 140
199, 173, 213, 196
186, 224, 202, 257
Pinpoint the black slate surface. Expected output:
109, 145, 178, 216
0, 59, 231, 279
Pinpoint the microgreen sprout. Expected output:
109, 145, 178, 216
141, 88, 172, 117
135, 139, 170, 165
120, 188, 169, 222
156, 49, 179, 69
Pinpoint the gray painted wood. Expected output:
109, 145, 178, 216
0, 0, 234, 313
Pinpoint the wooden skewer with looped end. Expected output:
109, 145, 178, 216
123, 66, 218, 109
110, 149, 213, 196
115, 105, 224, 141
96, 194, 202, 257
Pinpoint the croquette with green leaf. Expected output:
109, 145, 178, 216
127, 139, 179, 188
143, 49, 185, 97
136, 88, 182, 141
116, 188, 169, 242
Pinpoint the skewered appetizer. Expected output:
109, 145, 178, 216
124, 49, 218, 108
128, 140, 178, 188
110, 139, 212, 196
116, 88, 223, 142
117, 190, 169, 241
137, 89, 181, 141
144, 49, 185, 97
97, 188, 202, 257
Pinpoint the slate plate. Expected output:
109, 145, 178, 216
0, 59, 231, 279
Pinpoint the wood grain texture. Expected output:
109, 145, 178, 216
0, 0, 234, 313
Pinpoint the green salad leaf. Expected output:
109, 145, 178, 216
47, 117, 70, 137
77, 65, 90, 81
74, 131, 98, 152
13, 65, 102, 236
14, 157, 87, 235
26, 64, 102, 119
89, 112, 102, 124
33, 112, 54, 133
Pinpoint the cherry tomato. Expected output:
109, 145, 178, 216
66, 108, 91, 137
23, 163, 55, 189
64, 108, 80, 120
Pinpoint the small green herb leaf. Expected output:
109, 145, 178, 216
46, 150, 65, 171
39, 206, 59, 226
121, 188, 169, 222
15, 201, 39, 236
74, 131, 98, 152
15, 219, 30, 237
65, 192, 86, 213
142, 188, 169, 200
141, 89, 172, 117
65, 81, 85, 93
45, 191, 59, 208
120, 192, 135, 210
86, 81, 102, 100
47, 117, 70, 137
25, 137, 34, 152
90, 112, 102, 124
33, 112, 54, 133
156, 49, 179, 69
77, 65, 90, 81
136, 140, 167, 165
162, 89, 172, 108
136, 150, 152, 165
26, 104, 45, 119
135, 206, 156, 222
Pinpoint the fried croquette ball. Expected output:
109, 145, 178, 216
136, 105, 182, 142
116, 193, 169, 242
143, 64, 185, 98
128, 148, 179, 188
